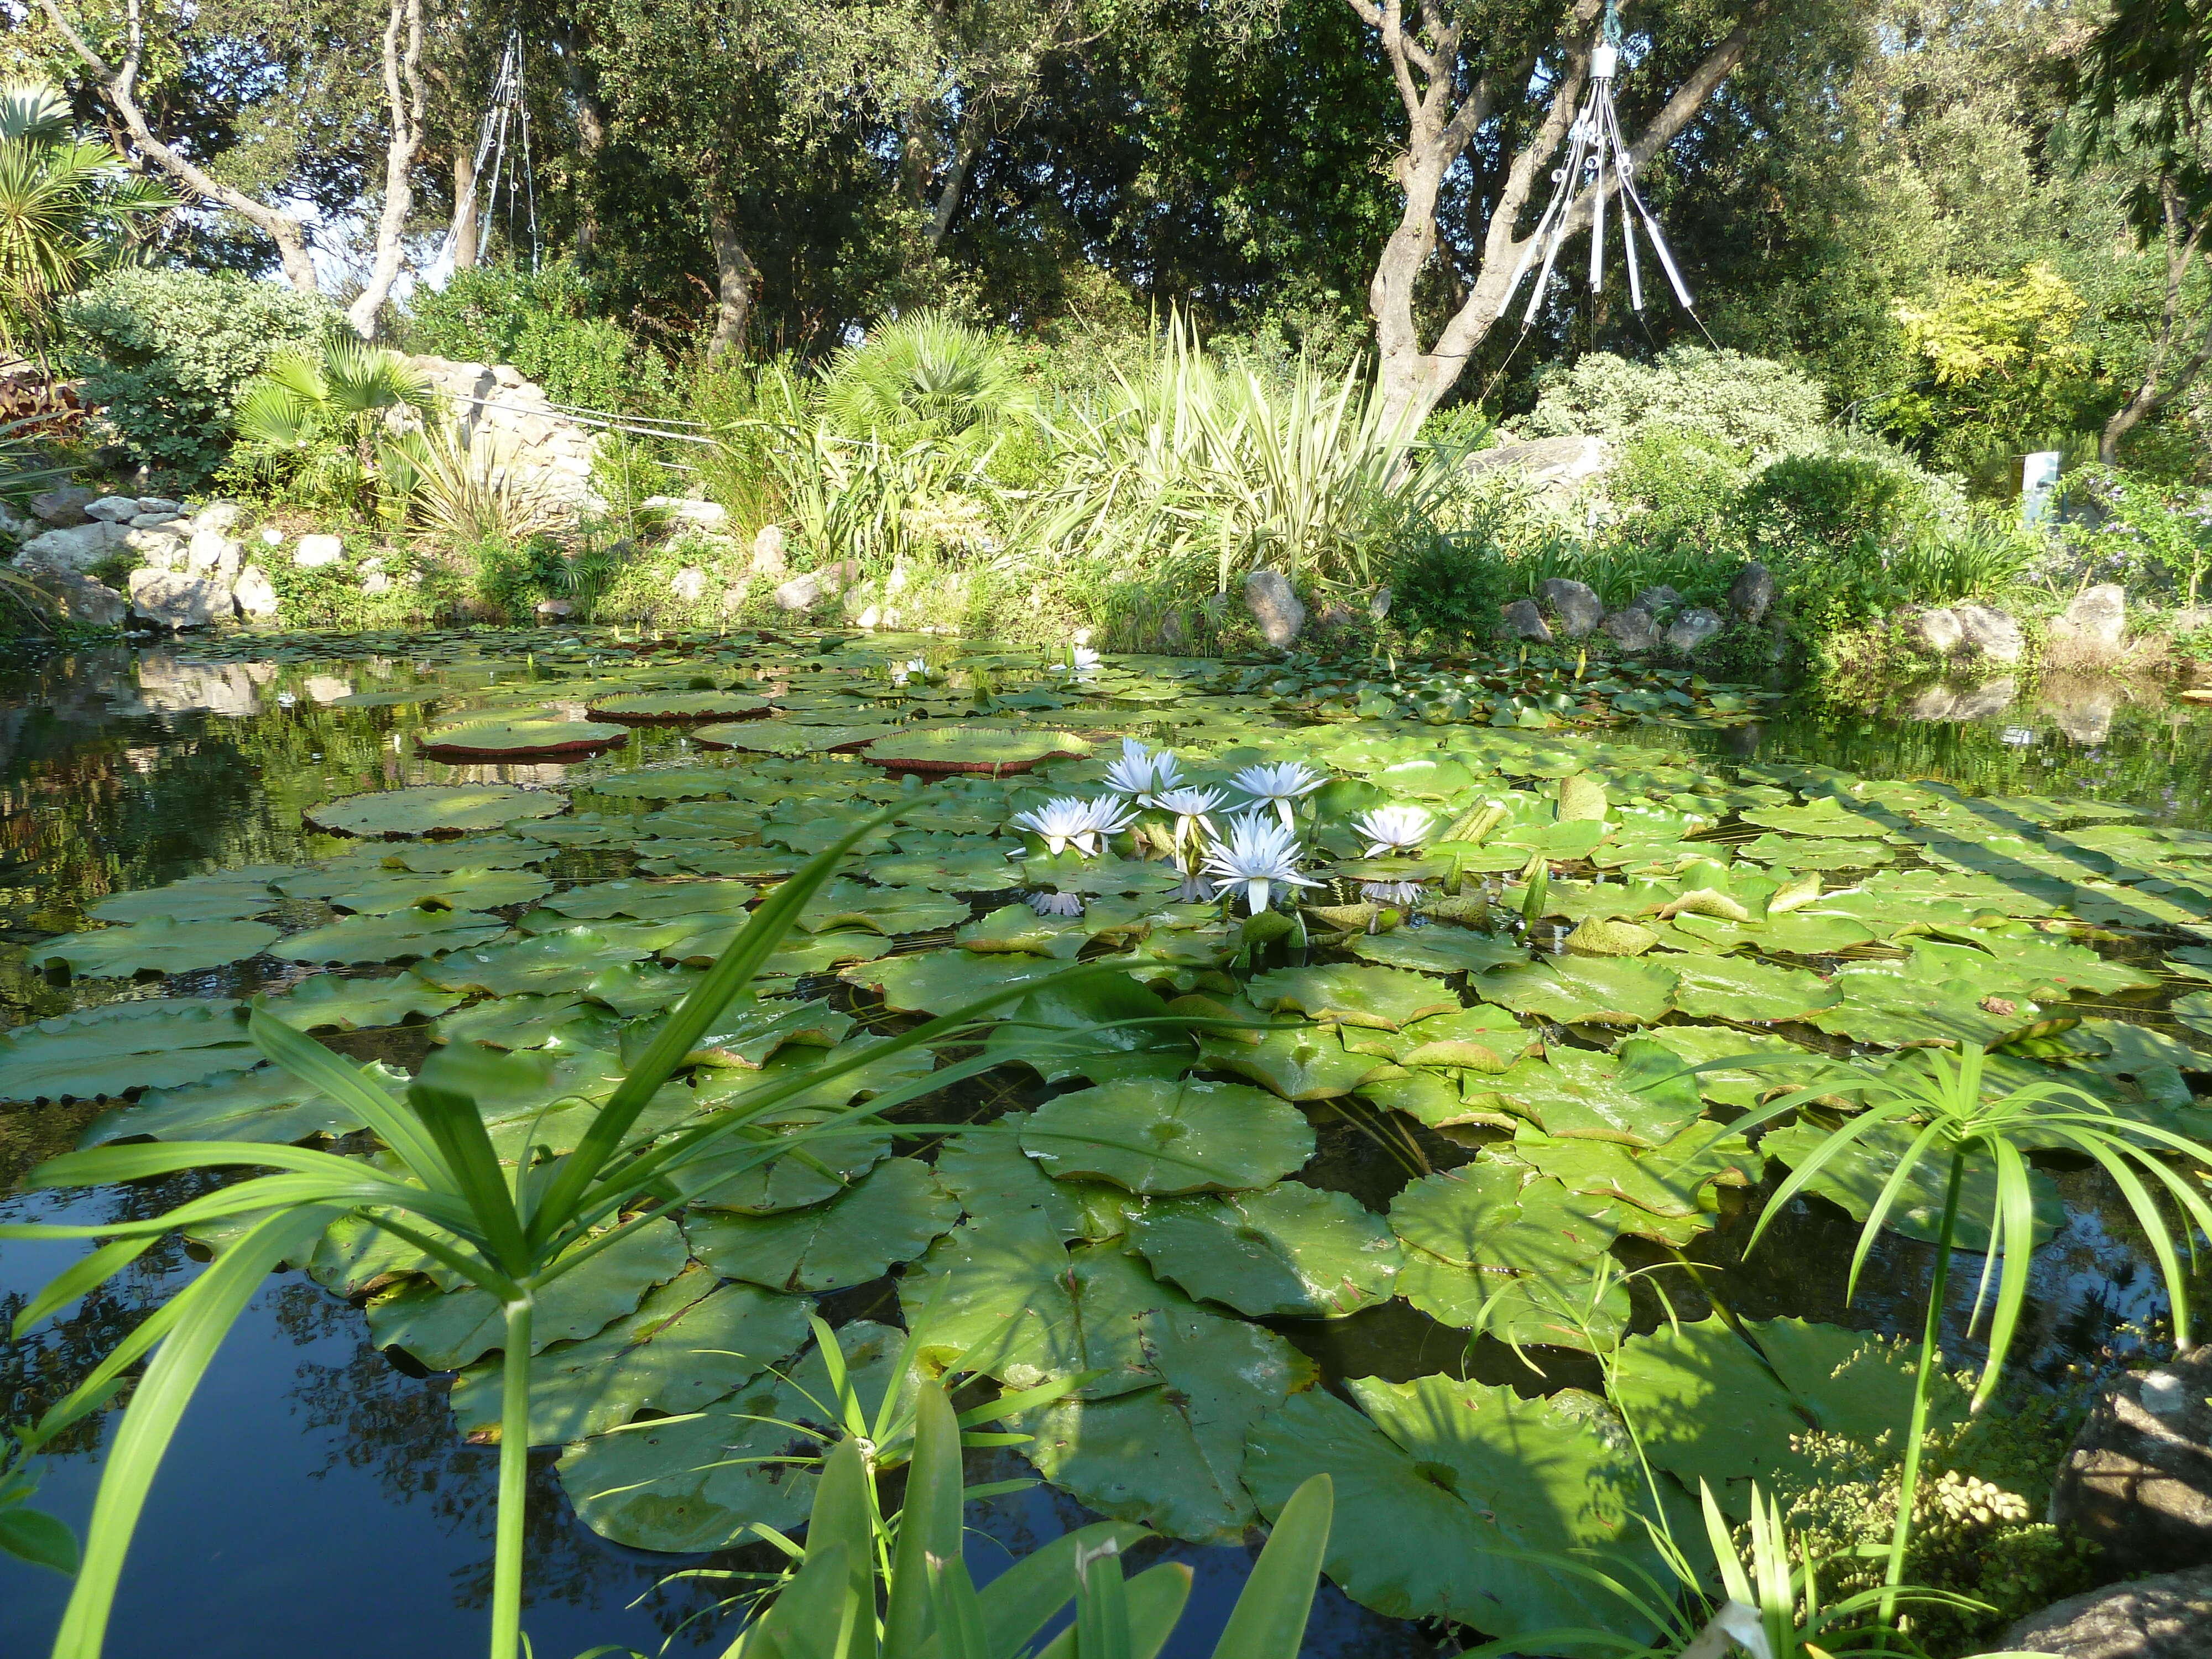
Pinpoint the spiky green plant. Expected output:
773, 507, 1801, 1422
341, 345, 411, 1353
820, 310, 1030, 443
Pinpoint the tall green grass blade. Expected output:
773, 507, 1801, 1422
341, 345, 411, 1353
1212, 1472, 1331, 1659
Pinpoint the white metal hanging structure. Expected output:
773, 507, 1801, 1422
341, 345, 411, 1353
425, 27, 540, 287
1497, 1, 1696, 327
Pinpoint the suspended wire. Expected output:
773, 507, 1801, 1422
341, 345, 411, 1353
425, 28, 539, 286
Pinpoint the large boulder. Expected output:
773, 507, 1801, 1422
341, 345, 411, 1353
750, 524, 789, 580
1243, 568, 1306, 648
2001, 1568, 2212, 1659
17, 519, 127, 573
126, 525, 186, 571
2052, 583, 2129, 655
1632, 585, 1683, 619
1463, 435, 1614, 497
1956, 603, 2024, 662
293, 534, 345, 569
233, 565, 280, 620
1905, 608, 1965, 656
187, 530, 242, 582
24, 567, 127, 627
2052, 1346, 2212, 1575
1501, 598, 1552, 643
84, 495, 142, 524
1664, 607, 1724, 654
29, 484, 96, 528
1600, 607, 1657, 653
646, 496, 731, 532
128, 568, 228, 629
774, 559, 861, 613
191, 501, 245, 533
1537, 577, 1605, 638
669, 565, 709, 604
1728, 562, 1776, 625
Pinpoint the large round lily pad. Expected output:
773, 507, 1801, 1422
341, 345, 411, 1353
38, 917, 282, 978
694, 720, 885, 754
0, 999, 256, 1102
585, 690, 776, 723
685, 1157, 959, 1291
305, 784, 569, 838
273, 906, 508, 964
1125, 1182, 1400, 1317
416, 718, 629, 760
860, 726, 1091, 775
1022, 1076, 1316, 1193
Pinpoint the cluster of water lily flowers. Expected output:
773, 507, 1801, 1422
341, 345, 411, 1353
1349, 803, 1433, 907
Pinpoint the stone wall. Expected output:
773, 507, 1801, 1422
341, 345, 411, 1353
405, 356, 601, 510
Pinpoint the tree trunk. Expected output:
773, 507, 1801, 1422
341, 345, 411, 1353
705, 195, 758, 364
925, 105, 988, 252
451, 147, 479, 270
2101, 177, 2211, 463
566, 39, 607, 257
347, 0, 429, 338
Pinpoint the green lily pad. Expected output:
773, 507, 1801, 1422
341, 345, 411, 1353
308, 865, 552, 915
957, 902, 1089, 958
0, 999, 256, 1102
435, 994, 616, 1052
305, 784, 568, 838
695, 719, 884, 754
932, 1116, 1131, 1243
1125, 1182, 1401, 1317
88, 869, 287, 924
1496, 1042, 1707, 1146
1023, 1077, 1315, 1193
1194, 1001, 1390, 1100
1247, 964, 1463, 1030
1345, 926, 1528, 976
861, 726, 1090, 774
81, 1058, 408, 1146
685, 1157, 958, 1291
273, 907, 508, 964
982, 973, 1197, 1086
254, 972, 463, 1030
416, 927, 658, 997
1389, 1162, 1619, 1275
838, 950, 1070, 1014
418, 718, 629, 760
667, 1111, 894, 1213
586, 691, 776, 722
448, 1266, 811, 1444
1477, 954, 1679, 1026
1505, 1123, 1754, 1219
1665, 954, 1839, 1024
1394, 1250, 1632, 1349
364, 1218, 690, 1371
38, 917, 282, 977
541, 879, 757, 922
790, 880, 970, 936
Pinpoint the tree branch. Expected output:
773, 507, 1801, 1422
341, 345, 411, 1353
347, 0, 430, 337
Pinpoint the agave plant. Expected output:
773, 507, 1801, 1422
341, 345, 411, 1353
0, 806, 1182, 1659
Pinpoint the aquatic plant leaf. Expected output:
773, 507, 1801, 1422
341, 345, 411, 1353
982, 973, 1196, 1086
88, 869, 288, 924
434, 994, 617, 1052
1393, 1253, 1630, 1349
1475, 956, 1678, 1026
364, 1218, 690, 1370
838, 949, 1067, 1014
1665, 910, 1877, 956
254, 972, 462, 1030
448, 1266, 813, 1445
1247, 964, 1463, 1030
860, 726, 1090, 773
415, 927, 657, 996
790, 880, 970, 936
541, 879, 757, 922
1344, 926, 1528, 976
416, 718, 628, 759
273, 907, 508, 964
1493, 1044, 1705, 1146
1022, 1077, 1315, 1193
1756, 1118, 2061, 1245
867, 843, 1026, 891
1124, 1183, 1400, 1317
1665, 955, 1838, 1024
580, 961, 706, 1017
80, 1060, 407, 1146
305, 784, 568, 837
1504, 1123, 1754, 1219
1194, 1003, 1391, 1101
0, 999, 254, 1102
957, 902, 1089, 958
306, 865, 552, 915
695, 719, 885, 754
1015, 1306, 1317, 1545
666, 1111, 894, 1213
586, 690, 776, 722
40, 917, 282, 977
932, 1115, 1130, 1243
1387, 1164, 1617, 1274
686, 1157, 959, 1292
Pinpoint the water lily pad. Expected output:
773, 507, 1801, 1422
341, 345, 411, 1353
0, 999, 256, 1102
982, 973, 1197, 1086
364, 1218, 690, 1371
88, 869, 288, 924
1394, 1251, 1631, 1348
933, 1115, 1130, 1243
586, 691, 776, 722
1666, 955, 1838, 1024
695, 719, 884, 754
417, 718, 629, 760
309, 865, 552, 915
1496, 1043, 1707, 1146
80, 1058, 408, 1146
1023, 1077, 1315, 1193
1476, 956, 1678, 1026
305, 784, 568, 838
1125, 1182, 1400, 1317
1504, 1123, 1754, 1220
254, 972, 463, 1030
1247, 964, 1463, 1030
790, 880, 970, 936
416, 927, 658, 996
1345, 926, 1528, 976
667, 1110, 894, 1213
274, 906, 508, 964
861, 726, 1090, 774
686, 1156, 959, 1291
448, 1266, 812, 1444
435, 994, 616, 1051
867, 843, 1026, 891
541, 879, 757, 922
1389, 1162, 1619, 1275
38, 917, 281, 977
838, 949, 1070, 1014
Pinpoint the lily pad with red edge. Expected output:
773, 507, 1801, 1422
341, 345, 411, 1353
859, 726, 1092, 775
416, 719, 629, 761
585, 691, 777, 723
693, 720, 885, 754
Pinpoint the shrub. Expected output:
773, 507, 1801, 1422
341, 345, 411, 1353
1608, 424, 1751, 566
401, 260, 676, 417
1521, 344, 1828, 455
1385, 529, 1510, 644
61, 268, 332, 480
1739, 447, 1947, 641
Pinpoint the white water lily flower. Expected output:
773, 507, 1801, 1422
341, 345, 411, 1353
1105, 737, 1184, 806
1360, 880, 1426, 908
1050, 645, 1102, 680
1353, 805, 1432, 858
1010, 794, 1135, 858
1228, 760, 1326, 830
891, 656, 929, 686
1201, 810, 1322, 914
1155, 784, 1225, 867
1029, 891, 1086, 917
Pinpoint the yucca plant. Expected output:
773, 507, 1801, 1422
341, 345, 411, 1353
1736, 1042, 2212, 1620
383, 420, 561, 548
1, 806, 1186, 1659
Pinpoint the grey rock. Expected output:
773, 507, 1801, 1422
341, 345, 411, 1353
232, 565, 279, 620
1537, 577, 1605, 638
1600, 606, 1656, 653
2054, 1345, 2212, 1575
18, 519, 127, 572
1502, 598, 1552, 643
670, 565, 709, 604
187, 530, 242, 582
134, 497, 181, 517
2052, 583, 2129, 654
1956, 603, 2024, 662
29, 485, 96, 527
191, 502, 244, 533
1906, 608, 1965, 656
648, 497, 729, 531
2001, 1568, 2212, 1659
293, 534, 344, 569
2044, 681, 2118, 746
128, 568, 228, 629
360, 571, 392, 595
1950, 677, 2020, 721
1368, 585, 1392, 621
2167, 606, 2212, 636
535, 598, 573, 620
774, 559, 860, 613
126, 526, 185, 570
1729, 562, 1776, 625
23, 567, 127, 627
1243, 568, 1307, 648
1463, 435, 1614, 495
749, 524, 789, 580
84, 495, 141, 524
0, 501, 32, 540
1664, 607, 1725, 654
127, 513, 180, 529
1906, 684, 1960, 721
1314, 603, 1358, 633
1632, 585, 1683, 618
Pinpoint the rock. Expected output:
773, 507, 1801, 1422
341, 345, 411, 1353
1955, 603, 2024, 662
2053, 1345, 2212, 1574
1664, 607, 1724, 654
0, 501, 32, 540
304, 675, 351, 703
1314, 603, 1358, 632
749, 525, 788, 580
2000, 1568, 2212, 1659
2044, 681, 2118, 745
135, 497, 181, 517
535, 598, 573, 620
84, 495, 140, 524
360, 572, 392, 596
191, 502, 244, 533
773, 560, 860, 613
293, 534, 344, 569
187, 530, 242, 582
29, 485, 96, 528
2052, 583, 2129, 654
2167, 606, 2212, 636
1728, 563, 1775, 625
1369, 585, 1392, 621
1502, 598, 1552, 643
124, 526, 184, 570
1600, 607, 1656, 653
128, 568, 227, 629
232, 565, 279, 620
886, 559, 910, 597
1632, 585, 1683, 618
856, 604, 882, 629
1906, 608, 1964, 656
128, 513, 180, 529
1462, 435, 1614, 495
259, 527, 284, 547
1906, 684, 1960, 721
1243, 568, 1307, 648
645, 496, 730, 531
1537, 577, 1605, 638
18, 520, 127, 572
23, 567, 127, 627
1951, 677, 2020, 721
669, 565, 709, 604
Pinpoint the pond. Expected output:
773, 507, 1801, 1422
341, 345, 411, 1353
2, 629, 2208, 1659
